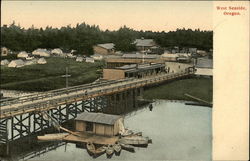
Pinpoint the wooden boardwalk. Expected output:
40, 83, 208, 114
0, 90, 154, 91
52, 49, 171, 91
0, 71, 193, 119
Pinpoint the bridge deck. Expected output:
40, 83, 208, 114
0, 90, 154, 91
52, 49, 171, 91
0, 72, 193, 119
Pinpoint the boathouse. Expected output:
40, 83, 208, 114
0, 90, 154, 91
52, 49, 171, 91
75, 113, 124, 136
103, 63, 165, 80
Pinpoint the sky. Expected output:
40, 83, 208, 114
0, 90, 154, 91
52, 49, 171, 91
1, 1, 213, 32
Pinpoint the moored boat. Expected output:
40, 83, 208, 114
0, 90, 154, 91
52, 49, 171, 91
119, 135, 150, 147
86, 142, 96, 156
120, 143, 135, 153
106, 144, 114, 158
113, 142, 122, 155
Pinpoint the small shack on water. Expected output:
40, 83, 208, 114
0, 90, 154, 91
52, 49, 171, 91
75, 113, 124, 136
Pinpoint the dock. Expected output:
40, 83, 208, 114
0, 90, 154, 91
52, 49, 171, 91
63, 132, 119, 145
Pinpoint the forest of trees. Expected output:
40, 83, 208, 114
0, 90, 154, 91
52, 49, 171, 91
1, 22, 213, 55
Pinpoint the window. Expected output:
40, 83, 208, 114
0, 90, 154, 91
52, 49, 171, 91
86, 122, 93, 132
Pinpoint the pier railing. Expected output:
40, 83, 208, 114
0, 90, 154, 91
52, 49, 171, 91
0, 71, 193, 119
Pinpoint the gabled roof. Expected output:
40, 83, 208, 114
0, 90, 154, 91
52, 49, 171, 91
97, 43, 115, 50
75, 113, 122, 125
133, 39, 155, 47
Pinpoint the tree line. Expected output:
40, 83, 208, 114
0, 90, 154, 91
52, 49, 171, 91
1, 22, 212, 55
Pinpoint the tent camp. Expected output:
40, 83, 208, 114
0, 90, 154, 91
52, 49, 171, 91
8, 59, 25, 68
17, 51, 29, 59
1, 59, 9, 66
37, 58, 47, 64
32, 49, 50, 57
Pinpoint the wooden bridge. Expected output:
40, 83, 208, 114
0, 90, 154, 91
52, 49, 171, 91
0, 70, 193, 147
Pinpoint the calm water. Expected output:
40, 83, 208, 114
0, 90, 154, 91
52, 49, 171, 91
23, 100, 212, 161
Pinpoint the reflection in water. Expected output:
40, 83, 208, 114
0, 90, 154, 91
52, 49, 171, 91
0, 100, 212, 161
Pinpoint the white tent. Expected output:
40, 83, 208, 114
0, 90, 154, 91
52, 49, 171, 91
8, 59, 25, 68
32, 49, 50, 57
85, 57, 95, 63
76, 57, 84, 62
51, 48, 63, 55
17, 51, 29, 58
37, 58, 47, 64
91, 54, 103, 60
25, 61, 35, 66
1, 59, 9, 66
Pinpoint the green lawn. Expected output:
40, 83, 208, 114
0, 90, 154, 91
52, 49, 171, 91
0, 57, 104, 91
143, 77, 213, 102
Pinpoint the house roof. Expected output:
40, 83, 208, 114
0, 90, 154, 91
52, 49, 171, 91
133, 39, 155, 47
196, 58, 213, 68
122, 54, 159, 59
75, 113, 122, 125
115, 63, 165, 73
97, 43, 115, 50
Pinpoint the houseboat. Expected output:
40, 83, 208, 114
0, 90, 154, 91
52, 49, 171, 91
38, 112, 151, 158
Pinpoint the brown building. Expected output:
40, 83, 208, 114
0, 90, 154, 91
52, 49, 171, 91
93, 43, 115, 55
133, 38, 157, 51
103, 63, 165, 80
75, 112, 123, 136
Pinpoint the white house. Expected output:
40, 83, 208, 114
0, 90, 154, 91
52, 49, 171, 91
8, 59, 25, 68
17, 51, 29, 59
32, 49, 50, 57
37, 58, 47, 64
1, 59, 9, 66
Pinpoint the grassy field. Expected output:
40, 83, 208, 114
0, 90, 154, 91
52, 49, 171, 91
143, 77, 213, 102
0, 57, 104, 91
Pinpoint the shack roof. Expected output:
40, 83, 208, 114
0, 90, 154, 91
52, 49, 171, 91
75, 113, 122, 125
122, 54, 159, 59
97, 43, 115, 50
115, 63, 165, 73
196, 58, 213, 68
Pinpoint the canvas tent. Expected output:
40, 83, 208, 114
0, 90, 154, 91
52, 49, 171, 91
8, 59, 25, 68
17, 51, 29, 58
76, 57, 84, 62
1, 59, 9, 66
32, 49, 50, 57
85, 57, 95, 63
51, 48, 63, 55
25, 61, 35, 66
37, 58, 47, 64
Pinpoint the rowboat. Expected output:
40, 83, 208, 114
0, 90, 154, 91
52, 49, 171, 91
120, 143, 135, 153
37, 133, 69, 141
86, 142, 95, 155
106, 144, 114, 158
113, 143, 122, 155
119, 135, 150, 147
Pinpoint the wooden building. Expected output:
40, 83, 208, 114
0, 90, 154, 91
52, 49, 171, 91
103, 63, 165, 80
93, 43, 115, 55
75, 113, 124, 136
133, 38, 157, 51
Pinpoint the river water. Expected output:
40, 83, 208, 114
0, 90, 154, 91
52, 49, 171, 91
19, 100, 212, 161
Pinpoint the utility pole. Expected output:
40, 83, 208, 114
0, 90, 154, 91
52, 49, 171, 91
61, 67, 71, 88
